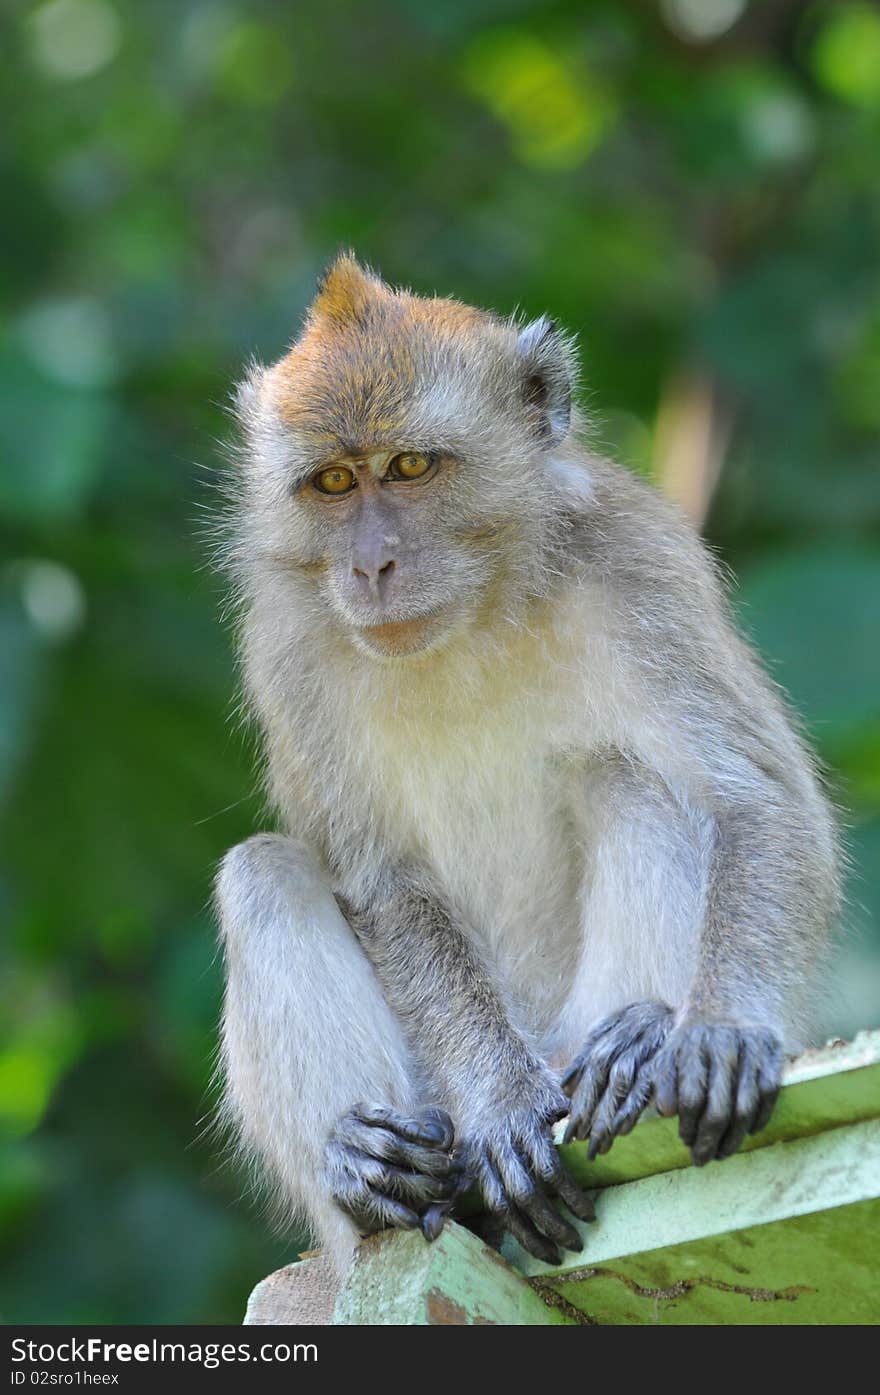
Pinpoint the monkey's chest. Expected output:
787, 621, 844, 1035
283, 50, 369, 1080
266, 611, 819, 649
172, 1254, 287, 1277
369, 728, 584, 1014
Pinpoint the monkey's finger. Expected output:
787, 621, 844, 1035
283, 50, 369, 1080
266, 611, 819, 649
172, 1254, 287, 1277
333, 1148, 460, 1220
586, 1131, 611, 1160
490, 1144, 557, 1228
553, 1171, 596, 1225
388, 1143, 462, 1181
747, 1049, 780, 1143
561, 1048, 607, 1099
535, 1142, 596, 1224
603, 1015, 675, 1141
502, 1207, 562, 1268
476, 1151, 565, 1262
560, 1067, 581, 1099
562, 1002, 673, 1101
750, 1035, 783, 1136
450, 1149, 477, 1196
561, 1113, 580, 1146
690, 1028, 739, 1166
562, 1065, 609, 1142
607, 1066, 653, 1139
563, 1043, 636, 1129
575, 1006, 633, 1054
676, 1029, 711, 1149
507, 1160, 583, 1253
523, 1191, 582, 1254
352, 1103, 455, 1150
568, 1007, 675, 1145
715, 1035, 761, 1161
560, 1019, 624, 1098
632, 1009, 676, 1077
651, 1046, 679, 1118
560, 1038, 618, 1101
586, 1056, 640, 1159
476, 1148, 568, 1258
475, 1149, 510, 1217
474, 1137, 585, 1256
585, 1051, 635, 1141
504, 1140, 584, 1251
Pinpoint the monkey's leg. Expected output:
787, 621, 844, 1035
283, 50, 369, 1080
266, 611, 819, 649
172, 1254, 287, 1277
216, 835, 458, 1273
347, 871, 595, 1266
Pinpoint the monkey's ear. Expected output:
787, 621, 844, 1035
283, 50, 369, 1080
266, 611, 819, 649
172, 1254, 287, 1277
517, 316, 575, 447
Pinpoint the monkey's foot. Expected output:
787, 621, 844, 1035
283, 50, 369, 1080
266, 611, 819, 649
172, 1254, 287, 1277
650, 1021, 784, 1165
457, 1091, 596, 1268
325, 1103, 461, 1242
561, 1001, 674, 1156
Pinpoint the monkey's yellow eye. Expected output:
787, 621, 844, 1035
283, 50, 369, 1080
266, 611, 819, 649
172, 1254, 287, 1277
388, 451, 432, 481
314, 465, 356, 495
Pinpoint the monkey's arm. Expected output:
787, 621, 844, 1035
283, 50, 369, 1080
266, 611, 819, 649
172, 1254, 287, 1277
348, 871, 595, 1265
652, 769, 834, 1162
564, 787, 831, 1162
562, 473, 838, 1164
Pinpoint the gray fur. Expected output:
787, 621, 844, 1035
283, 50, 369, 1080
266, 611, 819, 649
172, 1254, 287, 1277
214, 264, 839, 1270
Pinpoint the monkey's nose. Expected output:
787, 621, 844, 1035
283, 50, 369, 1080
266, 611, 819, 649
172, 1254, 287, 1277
352, 557, 396, 601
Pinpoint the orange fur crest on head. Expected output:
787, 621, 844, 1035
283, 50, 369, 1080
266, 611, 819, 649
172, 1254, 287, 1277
309, 251, 388, 326
268, 253, 495, 450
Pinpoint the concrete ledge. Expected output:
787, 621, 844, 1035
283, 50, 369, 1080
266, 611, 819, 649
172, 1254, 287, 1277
334, 1223, 577, 1325
243, 1030, 880, 1325
244, 1252, 339, 1325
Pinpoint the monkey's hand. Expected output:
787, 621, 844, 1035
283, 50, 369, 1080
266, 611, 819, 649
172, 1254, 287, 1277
561, 1001, 674, 1156
456, 1076, 596, 1267
324, 1103, 462, 1242
649, 1020, 784, 1166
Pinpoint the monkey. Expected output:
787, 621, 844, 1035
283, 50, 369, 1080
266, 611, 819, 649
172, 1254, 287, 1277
214, 253, 839, 1273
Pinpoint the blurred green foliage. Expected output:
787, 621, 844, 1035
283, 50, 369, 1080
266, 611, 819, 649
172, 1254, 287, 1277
1, 0, 879, 1323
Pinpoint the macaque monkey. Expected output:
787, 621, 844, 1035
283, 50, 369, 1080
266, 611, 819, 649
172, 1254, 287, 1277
215, 254, 839, 1270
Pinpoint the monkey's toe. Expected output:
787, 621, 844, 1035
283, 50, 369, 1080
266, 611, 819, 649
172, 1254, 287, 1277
420, 1202, 451, 1241
351, 1102, 456, 1151
333, 1103, 459, 1180
326, 1101, 463, 1241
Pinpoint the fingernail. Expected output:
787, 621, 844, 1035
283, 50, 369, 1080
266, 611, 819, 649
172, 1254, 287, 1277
421, 1207, 447, 1241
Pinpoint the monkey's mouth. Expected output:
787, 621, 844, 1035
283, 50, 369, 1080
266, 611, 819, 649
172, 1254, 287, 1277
353, 607, 452, 659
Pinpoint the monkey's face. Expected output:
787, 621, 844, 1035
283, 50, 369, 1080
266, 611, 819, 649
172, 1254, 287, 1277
235, 255, 585, 660
286, 443, 506, 659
